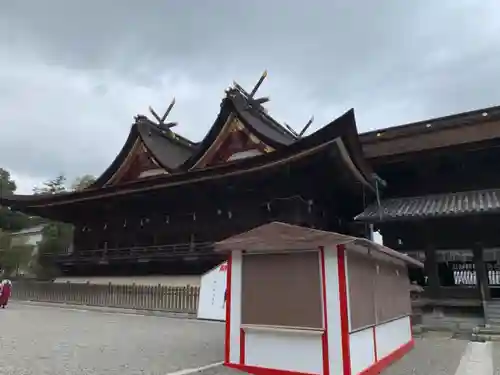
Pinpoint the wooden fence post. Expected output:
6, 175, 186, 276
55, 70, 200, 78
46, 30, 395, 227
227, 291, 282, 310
11, 281, 201, 315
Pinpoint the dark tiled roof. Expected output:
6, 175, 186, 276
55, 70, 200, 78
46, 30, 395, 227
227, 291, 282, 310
355, 189, 500, 222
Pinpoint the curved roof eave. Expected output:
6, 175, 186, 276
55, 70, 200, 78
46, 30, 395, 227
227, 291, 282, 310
0, 120, 198, 207
177, 97, 235, 170
89, 124, 141, 189
86, 118, 195, 189
0, 108, 376, 209
336, 110, 379, 188
292, 108, 376, 190
0, 192, 69, 210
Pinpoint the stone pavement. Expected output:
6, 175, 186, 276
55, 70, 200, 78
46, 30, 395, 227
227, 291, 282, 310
1, 302, 500, 374
0, 302, 224, 375
493, 343, 500, 375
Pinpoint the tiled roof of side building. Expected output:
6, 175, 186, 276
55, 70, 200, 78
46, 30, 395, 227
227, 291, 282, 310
355, 188, 500, 222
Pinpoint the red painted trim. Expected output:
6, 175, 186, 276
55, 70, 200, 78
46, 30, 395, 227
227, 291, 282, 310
225, 363, 318, 375
358, 339, 414, 375
319, 247, 330, 375
224, 253, 233, 363
372, 327, 378, 362
224, 332, 415, 375
337, 244, 351, 375
240, 328, 246, 364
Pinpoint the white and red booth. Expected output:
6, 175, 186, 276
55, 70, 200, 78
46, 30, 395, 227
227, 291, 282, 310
215, 222, 423, 375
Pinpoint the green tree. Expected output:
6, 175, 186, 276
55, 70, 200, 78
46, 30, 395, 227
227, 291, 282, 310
0, 229, 11, 251
33, 174, 67, 195
35, 222, 72, 279
0, 168, 32, 231
0, 230, 34, 277
71, 174, 96, 191
31, 174, 73, 279
0, 168, 16, 195
0, 244, 34, 278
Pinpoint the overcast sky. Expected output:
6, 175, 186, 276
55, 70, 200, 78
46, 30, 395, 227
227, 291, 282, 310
1, 1, 500, 194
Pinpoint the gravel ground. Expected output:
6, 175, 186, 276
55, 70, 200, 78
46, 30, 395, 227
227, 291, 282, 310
0, 303, 490, 375
0, 302, 224, 375
382, 335, 469, 375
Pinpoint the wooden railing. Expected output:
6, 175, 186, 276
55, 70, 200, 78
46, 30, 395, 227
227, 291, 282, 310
12, 281, 200, 314
51, 242, 218, 263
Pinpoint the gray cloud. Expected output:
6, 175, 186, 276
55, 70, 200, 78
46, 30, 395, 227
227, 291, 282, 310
1, 0, 500, 192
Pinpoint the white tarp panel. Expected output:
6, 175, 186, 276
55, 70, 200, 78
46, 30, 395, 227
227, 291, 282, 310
197, 262, 228, 321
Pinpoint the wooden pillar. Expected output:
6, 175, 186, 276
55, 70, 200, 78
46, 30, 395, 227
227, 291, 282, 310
422, 224, 440, 299
473, 242, 490, 301
424, 243, 440, 299
471, 216, 491, 302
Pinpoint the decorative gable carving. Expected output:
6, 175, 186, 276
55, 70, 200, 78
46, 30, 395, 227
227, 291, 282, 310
202, 118, 274, 167
107, 141, 168, 185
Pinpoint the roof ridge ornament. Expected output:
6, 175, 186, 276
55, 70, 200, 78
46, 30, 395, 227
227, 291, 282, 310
249, 70, 267, 98
232, 70, 270, 106
284, 116, 315, 138
148, 97, 178, 132
283, 123, 299, 138
231, 71, 310, 139
298, 116, 315, 137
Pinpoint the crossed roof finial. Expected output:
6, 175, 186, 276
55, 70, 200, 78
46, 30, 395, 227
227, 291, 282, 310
232, 71, 314, 138
284, 116, 315, 139
249, 70, 267, 98
148, 97, 177, 131
232, 70, 271, 106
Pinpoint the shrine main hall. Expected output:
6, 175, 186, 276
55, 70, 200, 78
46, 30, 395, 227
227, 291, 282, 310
3, 73, 500, 322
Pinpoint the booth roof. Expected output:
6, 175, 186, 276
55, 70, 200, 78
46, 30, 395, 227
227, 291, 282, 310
214, 222, 423, 268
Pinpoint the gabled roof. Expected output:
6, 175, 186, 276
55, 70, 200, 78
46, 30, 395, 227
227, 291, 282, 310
90, 86, 301, 187
229, 88, 297, 147
180, 88, 298, 169
137, 117, 194, 170
0, 108, 377, 212
90, 116, 195, 187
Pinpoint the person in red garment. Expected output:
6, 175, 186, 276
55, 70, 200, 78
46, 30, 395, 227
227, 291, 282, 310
0, 279, 12, 308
